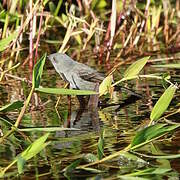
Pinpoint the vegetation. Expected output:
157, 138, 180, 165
0, 0, 180, 179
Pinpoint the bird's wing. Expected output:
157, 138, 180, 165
74, 65, 104, 83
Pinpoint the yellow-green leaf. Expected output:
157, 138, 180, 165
99, 75, 113, 96
124, 56, 150, 78
150, 84, 177, 121
35, 87, 98, 95
0, 31, 18, 52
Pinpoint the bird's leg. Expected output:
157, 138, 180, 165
55, 83, 69, 108
77, 95, 87, 109
67, 94, 71, 116
88, 83, 99, 110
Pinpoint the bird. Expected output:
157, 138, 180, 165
48, 53, 142, 108
48, 53, 104, 91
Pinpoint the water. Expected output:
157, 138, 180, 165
0, 54, 180, 179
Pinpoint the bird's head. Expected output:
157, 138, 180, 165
48, 53, 74, 73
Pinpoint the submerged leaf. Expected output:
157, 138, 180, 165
150, 84, 177, 121
124, 56, 150, 78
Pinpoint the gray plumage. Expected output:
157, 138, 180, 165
48, 53, 104, 91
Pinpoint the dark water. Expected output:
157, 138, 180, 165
0, 56, 180, 179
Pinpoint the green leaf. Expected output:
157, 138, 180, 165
99, 75, 113, 96
17, 156, 26, 174
63, 159, 81, 173
139, 153, 180, 159
129, 167, 171, 176
130, 124, 179, 149
0, 31, 18, 52
91, 0, 107, 9
150, 84, 177, 121
124, 56, 150, 78
0, 101, 23, 112
35, 87, 98, 95
32, 54, 46, 89
152, 64, 180, 69
48, 2, 56, 14
19, 127, 79, 132
19, 133, 49, 161
0, 133, 49, 176
97, 129, 104, 160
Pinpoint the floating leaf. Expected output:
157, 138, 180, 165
35, 87, 97, 95
32, 54, 46, 88
99, 75, 113, 96
0, 31, 18, 52
124, 56, 150, 78
0, 101, 23, 112
150, 84, 177, 121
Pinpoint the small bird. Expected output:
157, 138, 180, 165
48, 53, 104, 91
48, 53, 142, 108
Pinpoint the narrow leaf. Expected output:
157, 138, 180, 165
124, 56, 150, 78
152, 64, 180, 69
35, 87, 98, 95
0, 101, 23, 112
97, 129, 104, 160
32, 54, 46, 88
19, 127, 79, 132
150, 84, 177, 121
